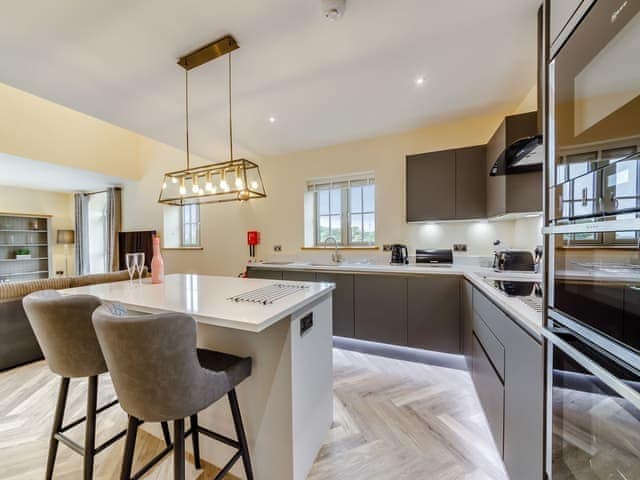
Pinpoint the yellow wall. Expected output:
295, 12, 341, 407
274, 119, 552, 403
0, 185, 75, 274
123, 103, 542, 277
0, 82, 142, 180
0, 80, 541, 277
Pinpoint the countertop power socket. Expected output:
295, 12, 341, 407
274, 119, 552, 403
453, 244, 467, 252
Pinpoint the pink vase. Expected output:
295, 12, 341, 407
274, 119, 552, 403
151, 236, 164, 284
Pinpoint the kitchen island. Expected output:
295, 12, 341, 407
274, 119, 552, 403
61, 273, 335, 480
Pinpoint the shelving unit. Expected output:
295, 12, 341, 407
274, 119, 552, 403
0, 214, 52, 283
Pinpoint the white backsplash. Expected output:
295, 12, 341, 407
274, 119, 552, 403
262, 216, 543, 267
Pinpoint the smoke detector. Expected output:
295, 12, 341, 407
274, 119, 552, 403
321, 0, 346, 21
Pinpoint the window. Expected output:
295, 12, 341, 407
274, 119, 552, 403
307, 174, 375, 246
181, 204, 200, 247
557, 144, 639, 247
87, 191, 108, 274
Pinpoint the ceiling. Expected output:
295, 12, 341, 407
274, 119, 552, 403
0, 0, 540, 161
0, 153, 127, 193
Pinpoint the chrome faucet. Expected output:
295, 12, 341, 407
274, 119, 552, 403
324, 236, 343, 264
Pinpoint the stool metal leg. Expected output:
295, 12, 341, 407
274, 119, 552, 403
190, 415, 201, 469
228, 389, 254, 480
84, 375, 98, 480
120, 416, 139, 480
174, 419, 185, 480
46, 376, 70, 480
161, 421, 172, 447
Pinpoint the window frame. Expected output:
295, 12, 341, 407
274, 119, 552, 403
557, 143, 640, 247
180, 204, 201, 247
311, 177, 375, 247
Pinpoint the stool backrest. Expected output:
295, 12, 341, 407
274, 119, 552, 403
22, 290, 106, 377
92, 304, 220, 422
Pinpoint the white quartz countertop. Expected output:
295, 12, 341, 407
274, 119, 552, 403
249, 261, 544, 339
60, 273, 335, 333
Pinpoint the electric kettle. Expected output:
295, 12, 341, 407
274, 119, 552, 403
390, 244, 409, 265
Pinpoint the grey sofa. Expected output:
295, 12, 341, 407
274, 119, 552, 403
0, 270, 146, 371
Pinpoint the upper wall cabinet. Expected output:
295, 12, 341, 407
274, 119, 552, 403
549, 0, 584, 50
486, 112, 543, 218
406, 145, 486, 222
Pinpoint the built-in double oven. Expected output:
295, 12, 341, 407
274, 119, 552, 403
545, 0, 640, 478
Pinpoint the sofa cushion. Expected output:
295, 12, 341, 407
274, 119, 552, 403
0, 277, 72, 301
69, 270, 130, 288
69, 267, 148, 288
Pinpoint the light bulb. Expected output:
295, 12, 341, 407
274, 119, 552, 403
234, 167, 244, 189
179, 178, 186, 196
162, 181, 167, 190
192, 183, 199, 194
205, 172, 213, 192
171, 176, 178, 184
220, 170, 229, 191
250, 180, 259, 190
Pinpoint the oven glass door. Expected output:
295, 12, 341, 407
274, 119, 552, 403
551, 0, 640, 195
549, 325, 640, 479
551, 230, 640, 354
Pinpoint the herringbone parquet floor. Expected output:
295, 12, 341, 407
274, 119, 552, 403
0, 349, 507, 479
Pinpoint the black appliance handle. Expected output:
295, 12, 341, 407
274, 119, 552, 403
543, 328, 640, 409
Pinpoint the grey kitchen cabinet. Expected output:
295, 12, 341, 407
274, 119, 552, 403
247, 268, 283, 280
354, 275, 407, 346
406, 149, 455, 221
501, 312, 544, 480
472, 287, 543, 480
406, 146, 486, 221
471, 334, 504, 456
550, 0, 584, 49
455, 146, 487, 219
461, 279, 473, 368
316, 272, 355, 338
407, 276, 460, 354
282, 271, 317, 282
486, 112, 542, 217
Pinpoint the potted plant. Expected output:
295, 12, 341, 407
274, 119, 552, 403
15, 248, 31, 260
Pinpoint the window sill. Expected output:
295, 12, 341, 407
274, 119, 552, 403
301, 246, 379, 251
162, 246, 204, 251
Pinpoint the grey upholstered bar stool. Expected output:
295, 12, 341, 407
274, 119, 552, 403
92, 304, 254, 480
22, 290, 172, 480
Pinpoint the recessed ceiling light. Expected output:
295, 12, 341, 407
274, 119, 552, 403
415, 76, 426, 86
268, 116, 277, 124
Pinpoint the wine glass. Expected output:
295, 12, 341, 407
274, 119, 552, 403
125, 253, 138, 284
134, 253, 145, 284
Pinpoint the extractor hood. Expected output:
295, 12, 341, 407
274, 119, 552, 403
489, 134, 543, 176
490, 7, 544, 177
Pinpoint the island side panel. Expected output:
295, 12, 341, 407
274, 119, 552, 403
193, 317, 294, 479
291, 295, 334, 480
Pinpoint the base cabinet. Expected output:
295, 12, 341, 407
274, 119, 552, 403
282, 271, 317, 282
317, 273, 355, 338
461, 280, 473, 367
247, 268, 284, 280
471, 334, 504, 456
472, 288, 543, 480
407, 276, 460, 353
354, 275, 407, 345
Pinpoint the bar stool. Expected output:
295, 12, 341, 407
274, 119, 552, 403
92, 304, 254, 480
22, 290, 172, 480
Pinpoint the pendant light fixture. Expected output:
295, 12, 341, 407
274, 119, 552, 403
158, 35, 267, 206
